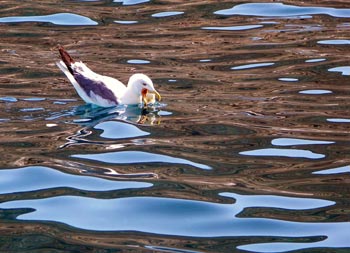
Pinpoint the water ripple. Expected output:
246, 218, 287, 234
0, 192, 341, 253
202, 25, 263, 31
0, 1, 349, 252
231, 62, 275, 70
318, 39, 350, 45
94, 121, 149, 139
127, 59, 151, 64
327, 118, 350, 123
299, 89, 332, 95
239, 148, 325, 159
0, 193, 334, 233
113, 0, 149, 5
0, 96, 18, 103
220, 192, 334, 211
151, 11, 184, 18
271, 138, 334, 146
114, 20, 138, 25
313, 165, 350, 175
0, 13, 98, 26
278, 78, 299, 82
305, 58, 326, 63
215, 3, 350, 18
328, 66, 350, 76
0, 166, 151, 194
72, 151, 212, 170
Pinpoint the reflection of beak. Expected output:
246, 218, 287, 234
141, 88, 161, 106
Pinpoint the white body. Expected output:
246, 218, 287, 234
56, 60, 158, 107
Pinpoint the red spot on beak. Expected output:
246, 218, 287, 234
141, 88, 148, 97
141, 88, 148, 105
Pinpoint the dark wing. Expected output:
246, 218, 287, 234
73, 71, 118, 104
58, 45, 119, 106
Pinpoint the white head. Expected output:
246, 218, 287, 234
128, 73, 161, 105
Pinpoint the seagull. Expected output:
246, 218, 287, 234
56, 46, 161, 107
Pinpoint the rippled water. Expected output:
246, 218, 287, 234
0, 1, 350, 252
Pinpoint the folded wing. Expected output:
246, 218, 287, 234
57, 46, 126, 107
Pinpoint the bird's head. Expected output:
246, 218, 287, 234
128, 73, 161, 105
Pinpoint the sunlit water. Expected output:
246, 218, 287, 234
0, 1, 349, 252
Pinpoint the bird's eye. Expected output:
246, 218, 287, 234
142, 83, 147, 86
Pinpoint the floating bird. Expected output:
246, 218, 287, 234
56, 46, 161, 107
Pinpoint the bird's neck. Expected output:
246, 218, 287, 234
122, 85, 142, 105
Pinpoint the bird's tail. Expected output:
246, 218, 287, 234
58, 45, 75, 75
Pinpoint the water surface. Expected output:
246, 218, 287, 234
0, 1, 350, 252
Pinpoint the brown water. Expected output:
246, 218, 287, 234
0, 1, 350, 252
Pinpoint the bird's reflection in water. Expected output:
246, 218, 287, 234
73, 104, 162, 126
60, 103, 165, 149
59, 104, 165, 179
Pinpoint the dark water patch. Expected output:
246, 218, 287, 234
189, 124, 255, 136
0, 67, 23, 74
22, 70, 58, 79
0, 32, 43, 38
0, 141, 34, 148
102, 41, 184, 52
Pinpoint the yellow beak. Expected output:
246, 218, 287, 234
153, 90, 161, 101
